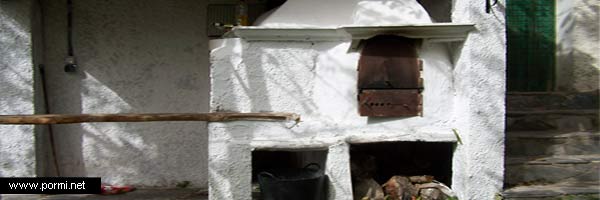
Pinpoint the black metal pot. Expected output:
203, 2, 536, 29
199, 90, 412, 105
257, 163, 328, 200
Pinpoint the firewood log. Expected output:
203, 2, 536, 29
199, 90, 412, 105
408, 175, 434, 184
382, 176, 416, 200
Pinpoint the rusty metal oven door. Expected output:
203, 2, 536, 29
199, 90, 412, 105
357, 35, 423, 117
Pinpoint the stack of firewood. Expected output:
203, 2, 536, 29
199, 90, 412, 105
351, 154, 457, 200
354, 174, 456, 200
382, 175, 456, 200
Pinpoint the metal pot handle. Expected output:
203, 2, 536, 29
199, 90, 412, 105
258, 171, 279, 180
304, 163, 321, 171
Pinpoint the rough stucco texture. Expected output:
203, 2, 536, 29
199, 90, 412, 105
209, 0, 505, 199
452, 0, 506, 199
42, 0, 210, 187
208, 39, 459, 200
0, 0, 36, 177
255, 0, 433, 27
556, 0, 599, 92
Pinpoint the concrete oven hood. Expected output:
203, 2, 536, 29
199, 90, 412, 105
227, 0, 474, 52
228, 24, 474, 52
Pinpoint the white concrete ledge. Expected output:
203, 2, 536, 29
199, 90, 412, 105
228, 27, 346, 41
245, 131, 457, 150
345, 130, 457, 144
343, 23, 475, 51
227, 23, 475, 51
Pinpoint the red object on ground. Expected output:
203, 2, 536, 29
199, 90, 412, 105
101, 184, 136, 195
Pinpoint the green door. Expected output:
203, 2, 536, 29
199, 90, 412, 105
506, 0, 556, 91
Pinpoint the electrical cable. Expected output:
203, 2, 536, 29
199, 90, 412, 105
37, 0, 61, 177
67, 0, 74, 57
486, 0, 499, 13
64, 0, 77, 72
39, 64, 61, 177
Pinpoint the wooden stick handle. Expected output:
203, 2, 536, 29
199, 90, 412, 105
0, 113, 300, 125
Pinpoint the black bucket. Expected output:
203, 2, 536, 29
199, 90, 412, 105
257, 163, 328, 200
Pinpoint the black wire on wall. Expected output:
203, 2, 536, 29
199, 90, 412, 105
67, 0, 74, 57
64, 0, 77, 72
36, 0, 62, 177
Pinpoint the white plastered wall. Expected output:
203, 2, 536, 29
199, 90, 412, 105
451, 0, 506, 199
41, 0, 210, 187
0, 0, 37, 177
556, 0, 599, 92
209, 0, 505, 199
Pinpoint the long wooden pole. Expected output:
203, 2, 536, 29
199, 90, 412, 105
0, 113, 300, 125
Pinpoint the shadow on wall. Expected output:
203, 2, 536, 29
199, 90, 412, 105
0, 0, 37, 177
417, 0, 452, 22
51, 75, 86, 178
209, 40, 358, 199
450, 2, 507, 195
556, 0, 599, 92
557, 46, 599, 92
507, 0, 599, 92
41, 0, 209, 187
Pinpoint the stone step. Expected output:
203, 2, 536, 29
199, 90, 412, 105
506, 90, 599, 112
505, 154, 600, 187
502, 181, 600, 200
506, 131, 600, 157
506, 110, 598, 132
